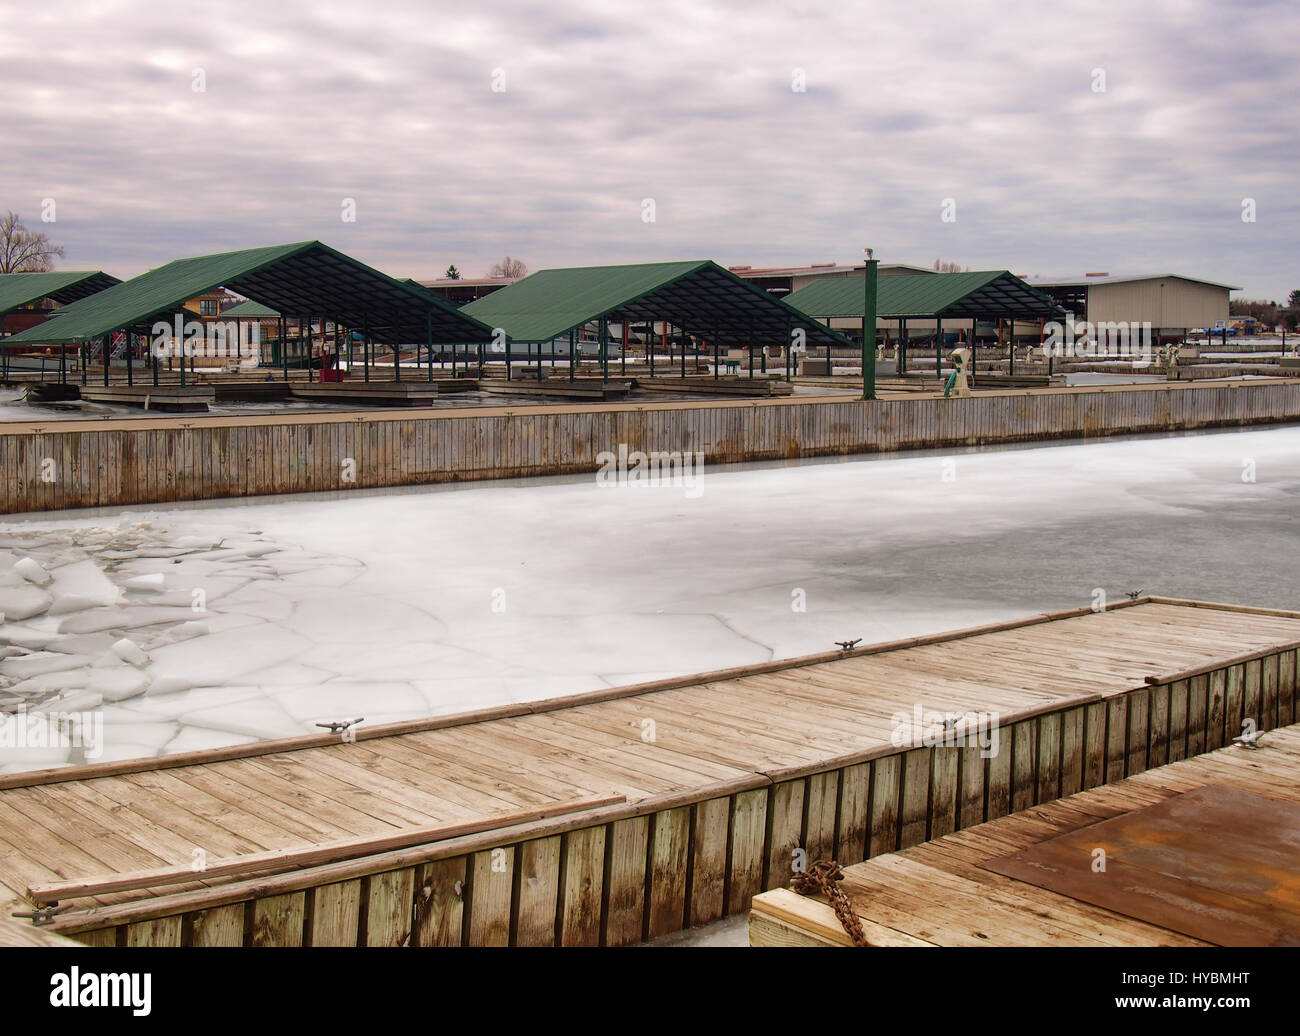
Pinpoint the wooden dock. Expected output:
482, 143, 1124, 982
751, 722, 1300, 947
77, 385, 215, 412
476, 378, 634, 401
1, 597, 1297, 947
289, 381, 477, 407
633, 376, 793, 397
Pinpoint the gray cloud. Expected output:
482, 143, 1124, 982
1, 0, 1295, 298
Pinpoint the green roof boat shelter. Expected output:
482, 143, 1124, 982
786, 270, 1064, 379
462, 259, 854, 381
218, 299, 280, 320
4, 241, 495, 389
0, 271, 121, 378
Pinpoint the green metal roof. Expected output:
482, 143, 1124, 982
462, 259, 851, 347
219, 299, 279, 319
4, 241, 494, 346
786, 270, 1064, 320
0, 270, 121, 317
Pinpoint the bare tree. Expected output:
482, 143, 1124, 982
932, 259, 969, 273
0, 211, 65, 274
490, 256, 527, 279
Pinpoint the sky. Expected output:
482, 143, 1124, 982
1, 0, 1296, 300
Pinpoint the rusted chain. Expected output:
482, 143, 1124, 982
790, 861, 869, 947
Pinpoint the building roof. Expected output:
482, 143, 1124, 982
419, 275, 519, 289
218, 299, 280, 319
1029, 274, 1242, 291
0, 270, 122, 317
729, 263, 936, 279
5, 241, 495, 346
462, 259, 853, 346
786, 270, 1064, 320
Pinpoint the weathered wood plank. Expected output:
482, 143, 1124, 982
558, 827, 605, 946
868, 755, 902, 856
1188, 674, 1209, 755
1059, 707, 1084, 797
74, 927, 119, 948
603, 817, 649, 945
1243, 658, 1263, 734
1082, 702, 1106, 791
646, 807, 691, 939
413, 858, 465, 947
125, 915, 182, 947
1011, 719, 1037, 813
688, 797, 728, 928
1225, 664, 1245, 744
308, 880, 361, 947
957, 747, 986, 831
834, 762, 870, 865
1279, 650, 1296, 727
1126, 689, 1149, 776
764, 780, 806, 888
725, 790, 768, 915
1106, 697, 1128, 782
1167, 680, 1189, 764
363, 868, 415, 947
187, 903, 245, 947
1148, 683, 1170, 769
249, 892, 305, 947
513, 836, 562, 947
1036, 712, 1062, 805
466, 846, 514, 947
930, 748, 958, 839
803, 770, 839, 862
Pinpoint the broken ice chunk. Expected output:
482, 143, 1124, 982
13, 558, 52, 587
111, 638, 151, 668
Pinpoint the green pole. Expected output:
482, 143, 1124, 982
934, 316, 943, 385
862, 258, 878, 400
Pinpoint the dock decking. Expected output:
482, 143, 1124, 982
750, 722, 1300, 946
1, 597, 1298, 946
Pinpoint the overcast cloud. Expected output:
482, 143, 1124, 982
1, 0, 1295, 299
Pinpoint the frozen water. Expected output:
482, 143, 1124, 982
0, 426, 1297, 778
0, 584, 53, 621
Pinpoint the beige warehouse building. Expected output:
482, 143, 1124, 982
1029, 274, 1240, 339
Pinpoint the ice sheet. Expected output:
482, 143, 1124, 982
1, 426, 1298, 771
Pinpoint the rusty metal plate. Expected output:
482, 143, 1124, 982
981, 784, 1300, 946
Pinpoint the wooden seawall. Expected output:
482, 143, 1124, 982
750, 722, 1300, 947
1, 597, 1297, 947
3, 379, 1299, 513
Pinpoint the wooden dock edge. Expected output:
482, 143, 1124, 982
747, 722, 1300, 948
44, 637, 1298, 947
5, 380, 1300, 514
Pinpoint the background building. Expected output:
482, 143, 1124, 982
1029, 274, 1239, 340
728, 262, 934, 297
